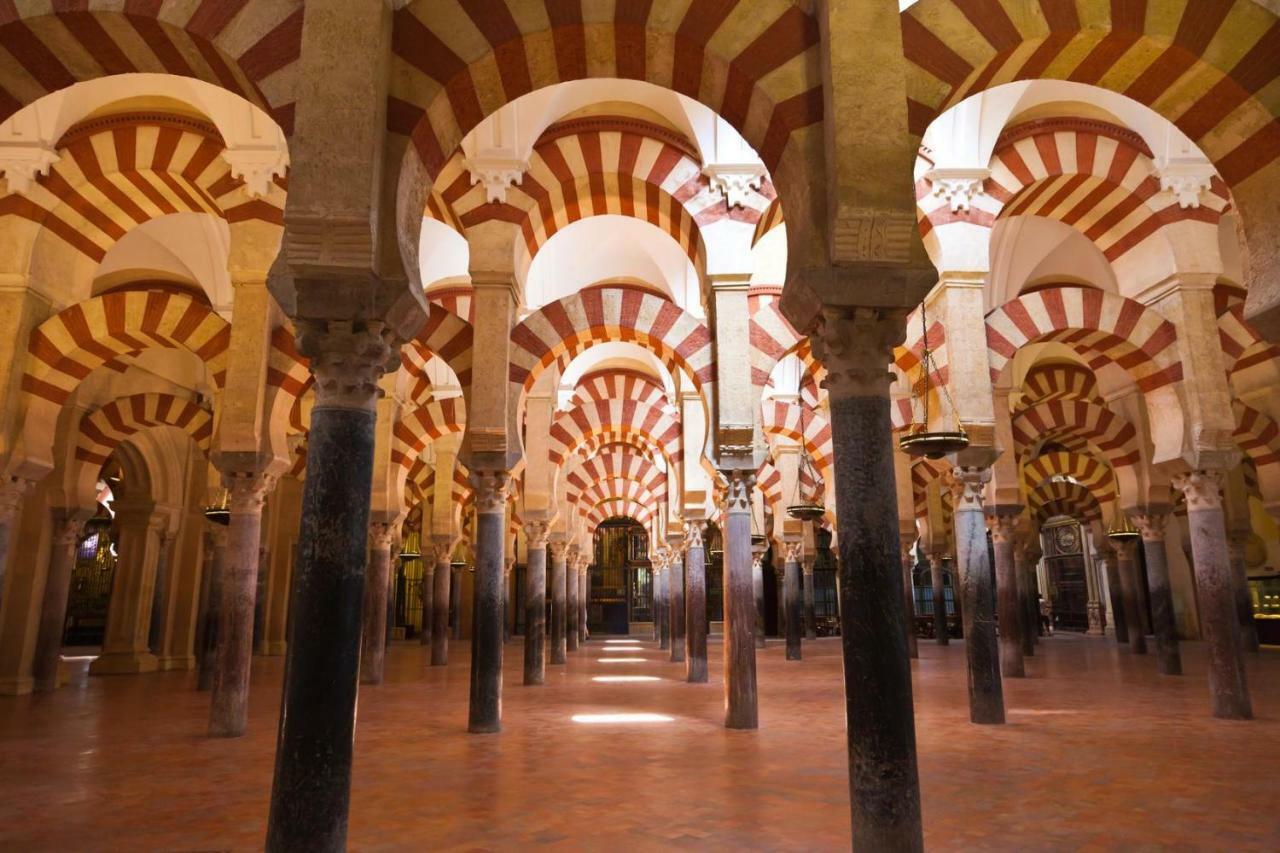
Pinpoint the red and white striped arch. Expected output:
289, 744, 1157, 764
986, 287, 1180, 391
74, 393, 212, 467
1028, 479, 1103, 527
573, 478, 664, 518
1021, 450, 1118, 506
1233, 401, 1280, 472
585, 498, 655, 531
408, 458, 471, 509
1219, 302, 1280, 377
573, 370, 668, 408
265, 325, 310, 441
510, 286, 714, 403
760, 398, 832, 481
1013, 398, 1140, 468
901, 0, 1280, 191
910, 457, 952, 520
0, 3, 302, 132
565, 451, 667, 505
1016, 362, 1103, 411
401, 305, 474, 402
392, 397, 467, 475
548, 397, 682, 469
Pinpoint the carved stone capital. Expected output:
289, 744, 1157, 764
810, 306, 907, 399
0, 477, 32, 524
986, 511, 1019, 544
1171, 469, 1224, 513
548, 538, 568, 561
52, 508, 88, 549
524, 520, 550, 550
1128, 509, 1170, 542
368, 521, 395, 551
702, 162, 767, 208
297, 319, 394, 412
469, 470, 511, 515
220, 145, 288, 199
925, 167, 990, 213
948, 466, 990, 512
784, 540, 804, 564
719, 470, 755, 515
223, 469, 277, 515
684, 521, 704, 550
1156, 162, 1215, 210
464, 156, 527, 203
0, 143, 60, 195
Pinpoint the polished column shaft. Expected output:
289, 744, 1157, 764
578, 563, 588, 644
523, 523, 549, 685
928, 554, 948, 645
802, 560, 817, 640
989, 513, 1023, 678
198, 526, 229, 690
685, 524, 708, 683
721, 471, 757, 729
33, 511, 86, 692
900, 543, 917, 660
783, 542, 803, 661
1131, 512, 1182, 675
359, 524, 393, 685
1228, 536, 1260, 653
1014, 543, 1036, 655
668, 546, 686, 663
657, 559, 671, 650
752, 552, 766, 649
1113, 540, 1147, 655
468, 472, 509, 734
1104, 556, 1129, 644
431, 551, 451, 665
549, 540, 567, 665
952, 467, 1004, 724
566, 561, 580, 652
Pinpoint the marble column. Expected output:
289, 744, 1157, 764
1129, 510, 1182, 675
92, 506, 165, 675
1013, 541, 1035, 656
359, 523, 394, 686
503, 557, 514, 645
802, 556, 817, 640
450, 563, 463, 641
928, 552, 949, 645
419, 546, 435, 646
266, 320, 390, 850
657, 554, 671, 650
783, 540, 803, 661
668, 538, 686, 663
431, 545, 451, 666
523, 522, 549, 685
577, 560, 588, 644
951, 467, 1004, 724
1172, 471, 1252, 719
899, 539, 918, 660
566, 556, 579, 653
810, 307, 922, 849
33, 510, 87, 692
548, 539, 567, 665
1113, 539, 1147, 655
197, 525, 228, 690
148, 528, 176, 655
468, 471, 510, 734
721, 470, 758, 729
0, 478, 32, 614
988, 512, 1023, 678
1227, 534, 1260, 653
209, 470, 276, 737
752, 547, 766, 649
684, 521, 708, 683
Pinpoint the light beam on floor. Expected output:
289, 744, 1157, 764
591, 675, 661, 683
571, 713, 674, 724
597, 657, 647, 663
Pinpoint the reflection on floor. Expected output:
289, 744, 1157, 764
0, 634, 1276, 850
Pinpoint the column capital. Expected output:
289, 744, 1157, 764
469, 470, 512, 515
51, 507, 90, 548
368, 521, 395, 551
718, 470, 755, 515
809, 306, 907, 398
524, 520, 550, 549
0, 476, 33, 523
297, 319, 396, 412
784, 539, 804, 564
1171, 469, 1225, 512
666, 532, 686, 553
683, 521, 704, 550
985, 509, 1019, 543
1128, 507, 1171, 542
948, 465, 990, 511
548, 537, 569, 560
223, 469, 278, 515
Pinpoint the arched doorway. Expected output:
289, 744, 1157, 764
588, 517, 651, 635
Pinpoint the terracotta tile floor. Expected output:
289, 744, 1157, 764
0, 634, 1277, 851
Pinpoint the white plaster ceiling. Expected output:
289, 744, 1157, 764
94, 213, 233, 315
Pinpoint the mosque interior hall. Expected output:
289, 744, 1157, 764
0, 1, 1278, 850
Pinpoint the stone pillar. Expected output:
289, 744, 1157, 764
810, 307, 922, 848
656, 554, 671, 650
1227, 533, 1260, 653
418, 545, 435, 646
1013, 541, 1035, 656
523, 521, 549, 685
548, 539, 567, 665
1082, 532, 1106, 636
1113, 538, 1147, 655
148, 527, 176, 655
566, 555, 580, 653
0, 478, 32, 614
578, 559, 588, 644
91, 506, 164, 675
721, 470, 758, 729
503, 555, 514, 645
950, 467, 1004, 724
468, 471, 509, 734
1129, 510, 1182, 675
783, 540, 803, 661
668, 536, 686, 663
1172, 471, 1252, 719
684, 521, 708, 683
32, 510, 87, 692
899, 538, 917, 659
1101, 551, 1128, 644
802, 556, 817, 640
430, 545, 451, 666
450, 562, 464, 640
359, 522, 394, 686
988, 512, 1023, 678
928, 552, 948, 645
266, 320, 392, 849
197, 524, 229, 690
752, 546, 766, 648
209, 470, 276, 737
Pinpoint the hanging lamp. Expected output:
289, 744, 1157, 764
203, 488, 231, 526
899, 302, 969, 460
786, 395, 827, 522
1106, 511, 1140, 543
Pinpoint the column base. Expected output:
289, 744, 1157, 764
0, 676, 34, 695
90, 651, 159, 675
158, 655, 197, 671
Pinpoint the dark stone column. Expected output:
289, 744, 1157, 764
148, 528, 176, 655
0, 478, 32, 615
668, 538, 686, 663
566, 556, 579, 652
578, 561, 588, 644
752, 548, 766, 649
928, 552, 948, 645
503, 558, 514, 645
197, 525, 229, 691
684, 521, 708, 683
783, 540, 803, 661
419, 553, 434, 646
951, 467, 1004, 724
1104, 555, 1129, 644
802, 557, 817, 640
266, 319, 389, 852
721, 470, 757, 730
1173, 471, 1251, 719
1228, 534, 1260, 653
548, 539, 567, 664
1130, 510, 1182, 675
450, 564, 463, 640
1013, 540, 1035, 655
899, 539, 917, 660
431, 547, 451, 666
359, 523, 393, 685
523, 522, 549, 685
33, 510, 87, 692
210, 470, 276, 736
988, 512, 1023, 678
1113, 539, 1147, 655
811, 308, 922, 850
468, 471, 509, 734
657, 556, 671, 650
